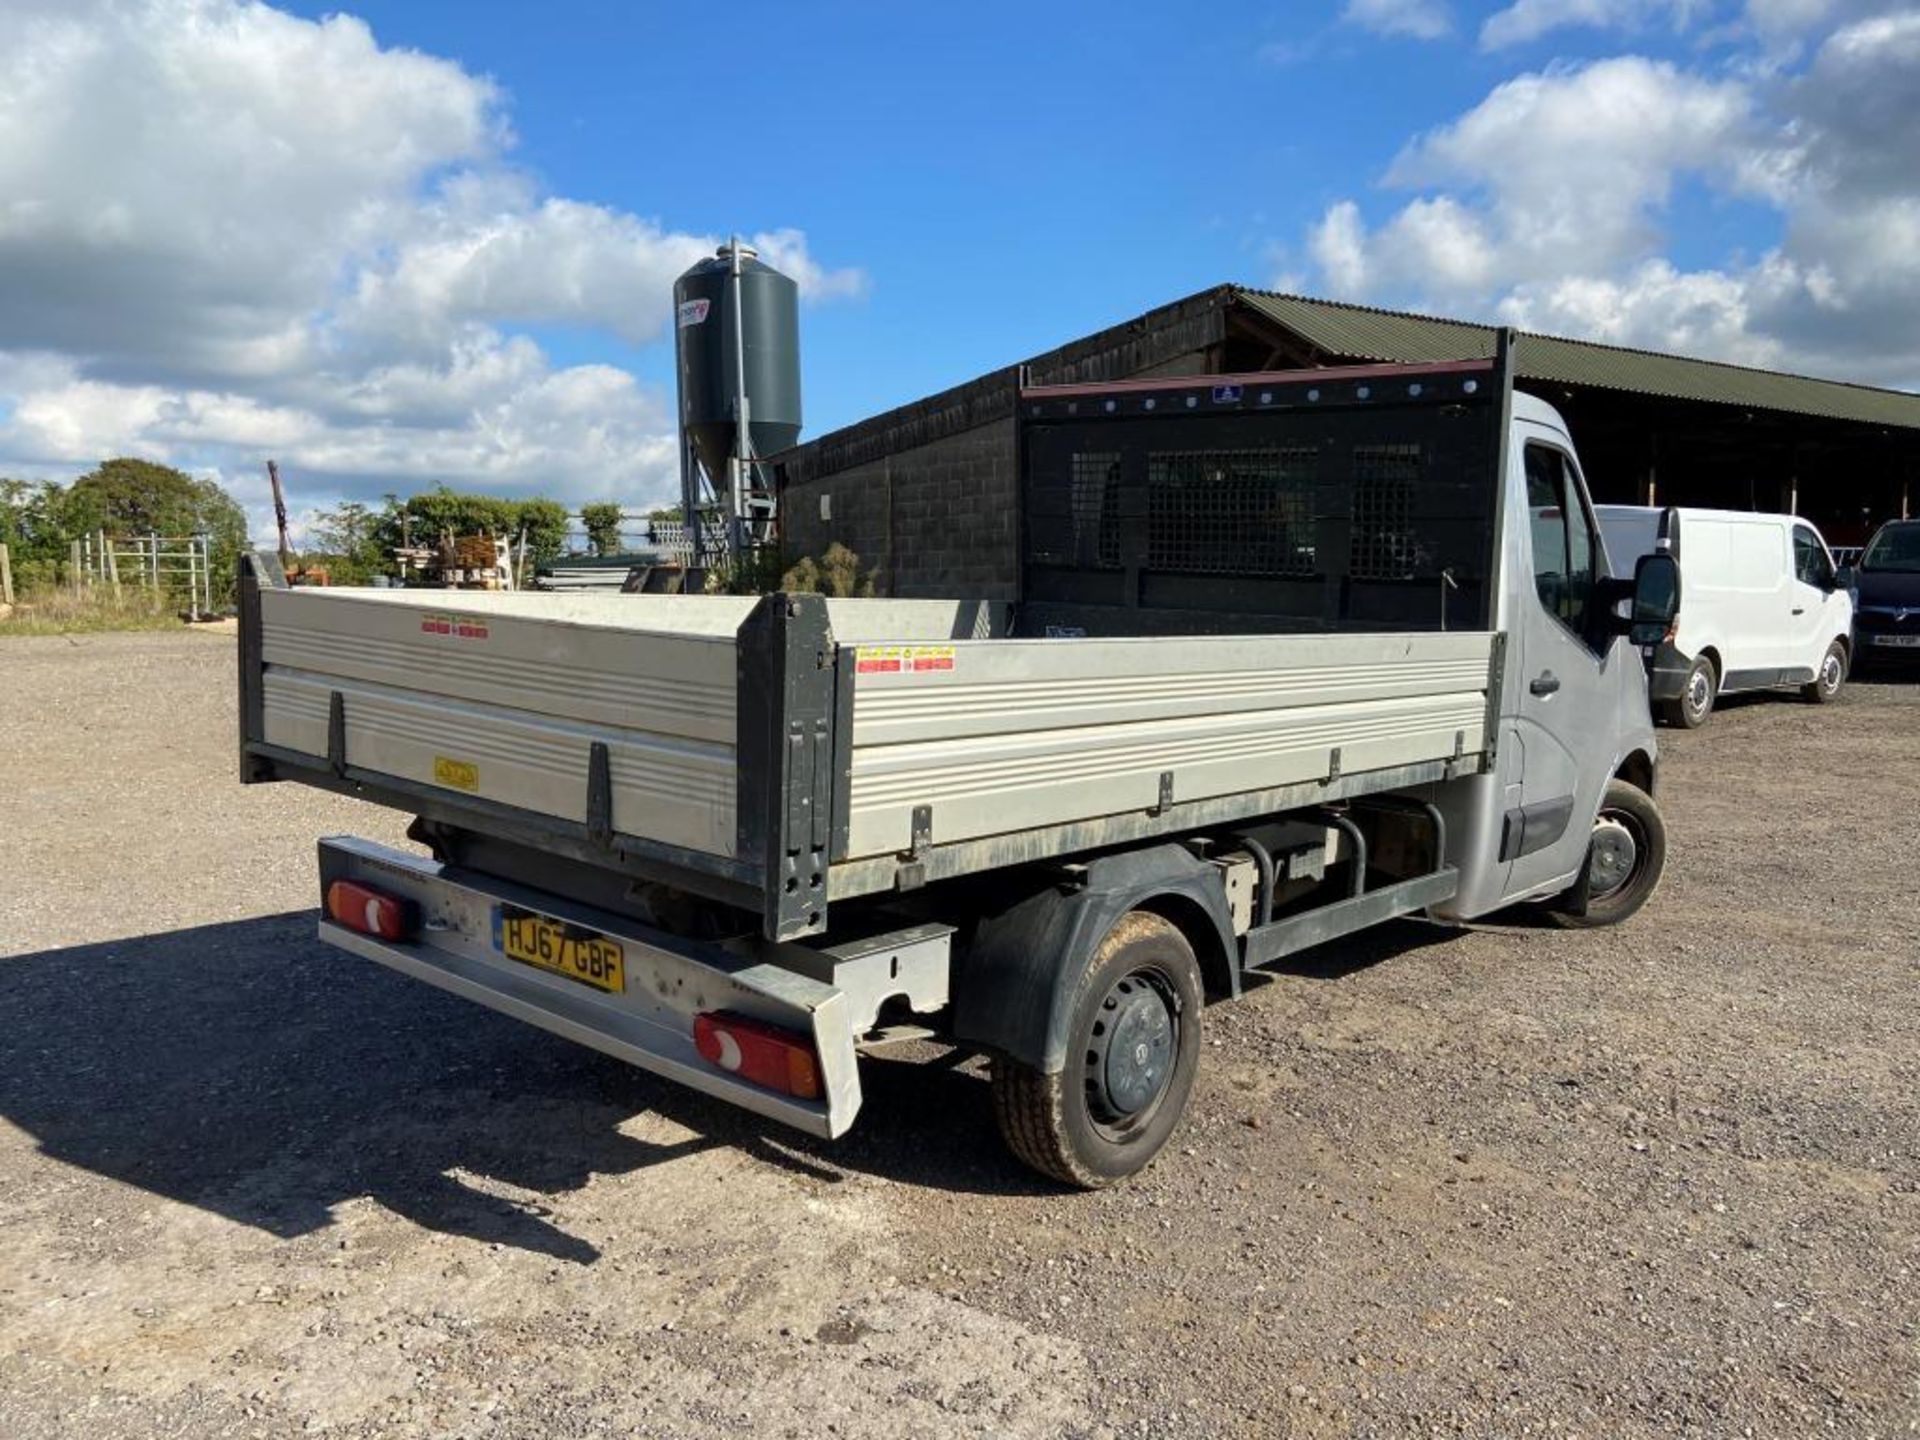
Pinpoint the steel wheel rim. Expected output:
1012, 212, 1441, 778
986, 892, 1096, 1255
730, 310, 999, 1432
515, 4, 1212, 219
1587, 811, 1643, 899
1821, 651, 1842, 693
1084, 967, 1179, 1139
1686, 667, 1711, 716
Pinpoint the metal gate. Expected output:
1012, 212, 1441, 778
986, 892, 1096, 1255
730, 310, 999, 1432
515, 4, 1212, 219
68, 531, 216, 619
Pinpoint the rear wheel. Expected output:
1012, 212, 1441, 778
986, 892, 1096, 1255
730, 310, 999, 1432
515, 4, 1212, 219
1660, 655, 1716, 729
991, 911, 1203, 1188
1802, 640, 1846, 703
1551, 779, 1667, 929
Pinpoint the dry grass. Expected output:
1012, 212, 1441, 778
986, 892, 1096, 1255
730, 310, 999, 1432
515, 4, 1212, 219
0, 584, 193, 636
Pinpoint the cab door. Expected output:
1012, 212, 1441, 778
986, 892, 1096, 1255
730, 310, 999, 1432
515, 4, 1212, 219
1503, 432, 1625, 900
1788, 522, 1843, 678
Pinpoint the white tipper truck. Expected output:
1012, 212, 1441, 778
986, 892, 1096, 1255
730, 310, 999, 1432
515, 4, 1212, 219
238, 341, 1682, 1186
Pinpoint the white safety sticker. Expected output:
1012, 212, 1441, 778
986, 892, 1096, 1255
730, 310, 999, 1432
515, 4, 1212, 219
676, 299, 711, 328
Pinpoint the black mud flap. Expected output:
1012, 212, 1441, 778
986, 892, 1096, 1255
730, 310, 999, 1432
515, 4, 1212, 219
950, 844, 1239, 1075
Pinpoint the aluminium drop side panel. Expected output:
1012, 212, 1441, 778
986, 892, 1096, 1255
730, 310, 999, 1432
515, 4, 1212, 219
255, 586, 740, 858
839, 629, 1497, 861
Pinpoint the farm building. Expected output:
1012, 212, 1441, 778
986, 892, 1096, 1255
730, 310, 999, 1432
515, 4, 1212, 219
772, 286, 1920, 599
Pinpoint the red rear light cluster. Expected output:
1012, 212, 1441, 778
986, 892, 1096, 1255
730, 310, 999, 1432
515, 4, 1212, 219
693, 1012, 822, 1100
325, 879, 417, 941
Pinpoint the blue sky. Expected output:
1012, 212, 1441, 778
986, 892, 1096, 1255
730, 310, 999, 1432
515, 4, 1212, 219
0, 0, 1913, 534
275, 0, 1741, 435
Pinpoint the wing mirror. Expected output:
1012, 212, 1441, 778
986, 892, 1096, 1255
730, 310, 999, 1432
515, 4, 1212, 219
1623, 551, 1680, 646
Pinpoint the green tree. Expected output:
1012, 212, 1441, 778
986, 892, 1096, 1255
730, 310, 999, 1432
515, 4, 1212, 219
365, 487, 574, 575
580, 502, 624, 557
510, 498, 571, 565
0, 479, 76, 590
68, 459, 244, 541
306, 500, 386, 583
64, 459, 250, 599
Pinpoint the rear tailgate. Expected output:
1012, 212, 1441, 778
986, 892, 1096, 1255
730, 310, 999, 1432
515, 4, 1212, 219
256, 586, 750, 857
238, 561, 1002, 940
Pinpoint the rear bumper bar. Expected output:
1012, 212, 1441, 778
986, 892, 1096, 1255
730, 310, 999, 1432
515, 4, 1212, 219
315, 837, 871, 1137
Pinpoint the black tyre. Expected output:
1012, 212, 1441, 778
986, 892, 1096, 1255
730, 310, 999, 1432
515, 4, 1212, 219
1802, 639, 1846, 703
1551, 779, 1667, 929
1660, 655, 1716, 729
990, 911, 1203, 1188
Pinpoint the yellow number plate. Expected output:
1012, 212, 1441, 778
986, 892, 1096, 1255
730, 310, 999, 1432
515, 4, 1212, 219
496, 908, 625, 993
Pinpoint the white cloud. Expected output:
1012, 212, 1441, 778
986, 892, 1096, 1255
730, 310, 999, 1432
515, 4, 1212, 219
1493, 259, 1791, 367
0, 0, 865, 540
1287, 23, 1920, 389
1309, 202, 1372, 294
1341, 0, 1455, 40
1479, 0, 1706, 50
1337, 58, 1759, 294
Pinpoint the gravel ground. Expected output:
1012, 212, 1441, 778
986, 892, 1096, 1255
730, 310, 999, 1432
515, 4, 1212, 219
1, 628, 1916, 1439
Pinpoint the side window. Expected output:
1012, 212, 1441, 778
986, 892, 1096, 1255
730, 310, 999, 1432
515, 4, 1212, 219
1524, 444, 1598, 644
1792, 525, 1832, 587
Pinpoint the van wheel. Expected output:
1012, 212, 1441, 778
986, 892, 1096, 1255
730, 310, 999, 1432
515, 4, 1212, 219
1662, 656, 1716, 729
1551, 780, 1666, 929
990, 912, 1203, 1188
1802, 640, 1846, 703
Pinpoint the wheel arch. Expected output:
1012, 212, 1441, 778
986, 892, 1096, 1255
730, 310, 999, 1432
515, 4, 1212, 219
1134, 891, 1238, 1002
951, 843, 1239, 1076
1613, 747, 1657, 798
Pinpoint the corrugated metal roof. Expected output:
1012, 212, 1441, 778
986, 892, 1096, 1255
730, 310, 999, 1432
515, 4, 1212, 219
1236, 289, 1920, 430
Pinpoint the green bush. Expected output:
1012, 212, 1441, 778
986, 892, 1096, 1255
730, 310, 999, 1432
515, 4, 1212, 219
780, 542, 874, 598
367, 488, 572, 570
580, 502, 624, 557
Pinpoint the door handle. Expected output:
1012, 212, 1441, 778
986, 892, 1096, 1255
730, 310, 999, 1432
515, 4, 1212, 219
1792, 606, 1806, 615
1530, 672, 1561, 697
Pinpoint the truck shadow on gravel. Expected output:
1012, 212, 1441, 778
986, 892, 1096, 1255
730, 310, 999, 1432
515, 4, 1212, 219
0, 911, 1056, 1261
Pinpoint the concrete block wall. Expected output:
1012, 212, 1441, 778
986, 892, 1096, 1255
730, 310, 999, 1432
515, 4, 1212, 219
783, 418, 1019, 599
775, 286, 1232, 599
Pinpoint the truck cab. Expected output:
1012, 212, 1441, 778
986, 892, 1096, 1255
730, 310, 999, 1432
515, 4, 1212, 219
1444, 391, 1664, 920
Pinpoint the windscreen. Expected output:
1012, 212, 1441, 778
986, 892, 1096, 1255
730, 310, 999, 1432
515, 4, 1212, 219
1596, 507, 1660, 574
1019, 367, 1501, 636
1862, 522, 1920, 572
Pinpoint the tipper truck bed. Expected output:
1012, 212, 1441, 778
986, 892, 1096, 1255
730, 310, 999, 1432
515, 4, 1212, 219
242, 344, 1682, 1185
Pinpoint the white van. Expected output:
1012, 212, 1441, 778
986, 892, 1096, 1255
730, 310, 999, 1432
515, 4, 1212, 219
1596, 506, 1853, 727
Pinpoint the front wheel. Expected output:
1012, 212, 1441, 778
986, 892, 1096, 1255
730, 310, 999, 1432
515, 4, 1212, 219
990, 911, 1203, 1188
1802, 639, 1846, 704
1659, 655, 1716, 729
1551, 779, 1667, 929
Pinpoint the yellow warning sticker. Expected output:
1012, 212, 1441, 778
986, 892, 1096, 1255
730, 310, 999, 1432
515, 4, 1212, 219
855, 644, 956, 675
433, 755, 479, 791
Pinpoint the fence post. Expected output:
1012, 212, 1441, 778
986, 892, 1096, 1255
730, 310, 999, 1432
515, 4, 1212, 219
0, 543, 11, 606
104, 536, 121, 596
70, 538, 83, 593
